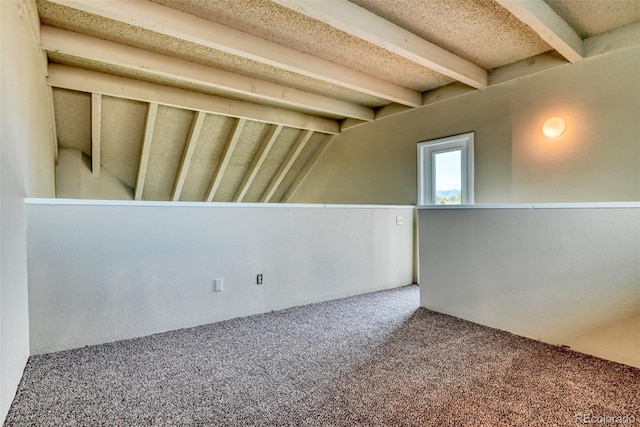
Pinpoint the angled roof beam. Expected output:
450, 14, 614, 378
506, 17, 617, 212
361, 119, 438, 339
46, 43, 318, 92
495, 0, 583, 63
47, 86, 59, 163
47, 64, 340, 135
172, 111, 206, 201
48, 0, 422, 107
261, 129, 314, 203
91, 93, 101, 177
282, 134, 335, 202
272, 0, 487, 89
40, 26, 375, 122
205, 119, 247, 202
134, 103, 158, 200
234, 125, 283, 202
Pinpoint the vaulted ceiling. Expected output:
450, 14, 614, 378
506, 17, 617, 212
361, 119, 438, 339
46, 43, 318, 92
37, 0, 640, 202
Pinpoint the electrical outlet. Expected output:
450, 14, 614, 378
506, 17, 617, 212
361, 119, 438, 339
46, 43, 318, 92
214, 278, 223, 292
396, 215, 404, 225
256, 274, 263, 285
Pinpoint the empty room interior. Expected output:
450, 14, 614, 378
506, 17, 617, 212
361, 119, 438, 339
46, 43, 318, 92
1, 0, 639, 425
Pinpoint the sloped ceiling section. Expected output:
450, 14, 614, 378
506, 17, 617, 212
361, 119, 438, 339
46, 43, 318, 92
53, 87, 332, 202
39, 0, 640, 202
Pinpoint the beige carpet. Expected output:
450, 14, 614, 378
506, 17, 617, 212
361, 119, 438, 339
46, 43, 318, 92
5, 285, 639, 426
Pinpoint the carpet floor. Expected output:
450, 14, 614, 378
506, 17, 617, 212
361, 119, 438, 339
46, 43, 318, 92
5, 285, 639, 426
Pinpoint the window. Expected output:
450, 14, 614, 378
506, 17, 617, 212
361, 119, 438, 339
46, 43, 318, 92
417, 132, 474, 205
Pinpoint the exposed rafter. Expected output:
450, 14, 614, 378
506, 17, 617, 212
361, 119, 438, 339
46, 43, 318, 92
40, 26, 375, 122
261, 129, 314, 203
272, 0, 487, 89
47, 85, 59, 163
172, 111, 206, 201
205, 119, 247, 202
584, 21, 640, 58
134, 103, 158, 201
234, 125, 283, 202
495, 0, 584, 63
488, 51, 568, 85
46, 64, 340, 135
90, 93, 101, 177
282, 134, 335, 202
48, 0, 422, 107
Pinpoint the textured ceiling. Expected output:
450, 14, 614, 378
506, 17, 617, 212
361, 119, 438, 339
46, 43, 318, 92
152, 0, 455, 91
37, 0, 640, 203
350, 0, 551, 69
38, 0, 389, 106
544, 0, 640, 38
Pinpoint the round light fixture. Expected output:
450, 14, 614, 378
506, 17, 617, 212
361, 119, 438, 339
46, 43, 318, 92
542, 117, 566, 138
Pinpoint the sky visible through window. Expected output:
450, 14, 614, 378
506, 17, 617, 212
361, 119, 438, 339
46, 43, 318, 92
434, 150, 461, 204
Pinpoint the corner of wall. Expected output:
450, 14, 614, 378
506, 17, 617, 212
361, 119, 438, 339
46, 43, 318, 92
1, 0, 53, 421
55, 149, 134, 200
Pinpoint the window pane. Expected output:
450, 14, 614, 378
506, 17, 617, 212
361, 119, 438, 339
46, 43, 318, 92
434, 150, 461, 204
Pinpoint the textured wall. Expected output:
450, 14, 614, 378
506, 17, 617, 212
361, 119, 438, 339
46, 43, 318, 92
293, 46, 640, 204
418, 205, 640, 368
0, 1, 55, 422
27, 201, 414, 354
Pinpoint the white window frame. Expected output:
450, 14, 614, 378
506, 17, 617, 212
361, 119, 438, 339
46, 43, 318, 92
417, 132, 474, 205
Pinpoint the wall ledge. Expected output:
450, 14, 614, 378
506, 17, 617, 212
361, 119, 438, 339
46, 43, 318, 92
27, 199, 640, 210
418, 202, 640, 210
25, 198, 414, 210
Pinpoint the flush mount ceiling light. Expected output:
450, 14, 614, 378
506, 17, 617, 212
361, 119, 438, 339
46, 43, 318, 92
542, 117, 566, 138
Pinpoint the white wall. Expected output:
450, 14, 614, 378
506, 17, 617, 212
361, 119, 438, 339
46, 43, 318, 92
418, 204, 640, 368
27, 200, 414, 354
0, 0, 55, 422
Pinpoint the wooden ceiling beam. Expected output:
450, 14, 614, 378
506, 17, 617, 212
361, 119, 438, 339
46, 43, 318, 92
134, 103, 159, 200
172, 111, 206, 201
273, 0, 488, 89
48, 0, 422, 107
282, 134, 335, 202
234, 124, 283, 202
495, 0, 584, 63
205, 118, 247, 202
90, 93, 101, 177
47, 64, 340, 135
584, 21, 640, 58
261, 129, 314, 203
40, 26, 375, 121
47, 86, 59, 163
